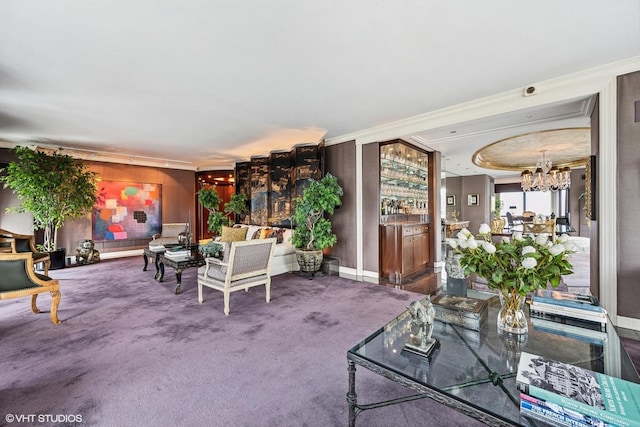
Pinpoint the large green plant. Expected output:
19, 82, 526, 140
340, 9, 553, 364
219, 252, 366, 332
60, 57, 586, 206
291, 173, 343, 251
197, 187, 247, 235
1, 147, 100, 252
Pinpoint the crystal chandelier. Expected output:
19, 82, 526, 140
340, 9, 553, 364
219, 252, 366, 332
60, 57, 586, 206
520, 151, 571, 192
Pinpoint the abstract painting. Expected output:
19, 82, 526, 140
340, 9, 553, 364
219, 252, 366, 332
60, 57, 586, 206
92, 181, 162, 241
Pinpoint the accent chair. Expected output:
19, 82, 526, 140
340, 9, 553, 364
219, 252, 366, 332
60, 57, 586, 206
0, 253, 61, 324
0, 228, 51, 275
197, 238, 276, 315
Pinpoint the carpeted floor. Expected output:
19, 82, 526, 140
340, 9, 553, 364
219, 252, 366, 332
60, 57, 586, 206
1, 257, 484, 427
1, 256, 638, 427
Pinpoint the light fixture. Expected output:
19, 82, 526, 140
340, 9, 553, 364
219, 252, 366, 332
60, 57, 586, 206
520, 151, 571, 192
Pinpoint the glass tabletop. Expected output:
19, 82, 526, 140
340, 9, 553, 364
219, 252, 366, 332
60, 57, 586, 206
348, 291, 639, 426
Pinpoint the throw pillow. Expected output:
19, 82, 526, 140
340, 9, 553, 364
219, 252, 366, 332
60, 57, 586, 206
265, 228, 285, 244
219, 226, 248, 242
259, 228, 272, 239
251, 227, 270, 240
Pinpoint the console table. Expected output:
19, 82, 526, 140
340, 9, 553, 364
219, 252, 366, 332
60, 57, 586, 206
347, 292, 639, 426
445, 220, 470, 237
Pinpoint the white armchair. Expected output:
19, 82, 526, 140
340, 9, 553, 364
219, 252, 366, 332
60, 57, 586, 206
197, 238, 276, 315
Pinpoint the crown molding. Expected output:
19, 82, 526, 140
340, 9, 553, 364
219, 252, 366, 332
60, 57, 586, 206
326, 56, 640, 146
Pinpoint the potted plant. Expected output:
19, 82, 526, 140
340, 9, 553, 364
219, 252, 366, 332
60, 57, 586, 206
291, 173, 343, 273
1, 147, 100, 269
197, 187, 248, 235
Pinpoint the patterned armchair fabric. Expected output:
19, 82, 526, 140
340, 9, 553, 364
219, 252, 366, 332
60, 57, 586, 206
0, 253, 61, 324
197, 238, 276, 315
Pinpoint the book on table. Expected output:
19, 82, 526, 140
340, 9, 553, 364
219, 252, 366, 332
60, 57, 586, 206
430, 294, 492, 332
529, 311, 607, 333
529, 302, 608, 324
163, 249, 191, 260
520, 393, 612, 427
516, 351, 640, 427
530, 300, 607, 321
531, 289, 602, 313
531, 317, 607, 346
148, 243, 166, 253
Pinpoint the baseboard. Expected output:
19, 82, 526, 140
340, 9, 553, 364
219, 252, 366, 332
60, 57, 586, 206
100, 249, 144, 260
617, 316, 640, 332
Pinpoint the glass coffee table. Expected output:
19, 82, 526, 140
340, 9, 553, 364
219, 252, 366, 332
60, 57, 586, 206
347, 291, 640, 426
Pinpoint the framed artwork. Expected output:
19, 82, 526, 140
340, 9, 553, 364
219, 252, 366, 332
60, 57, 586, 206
446, 195, 456, 206
585, 155, 596, 220
468, 194, 479, 206
92, 181, 162, 241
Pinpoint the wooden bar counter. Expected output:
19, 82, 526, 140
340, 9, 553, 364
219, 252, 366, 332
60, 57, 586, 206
380, 221, 430, 283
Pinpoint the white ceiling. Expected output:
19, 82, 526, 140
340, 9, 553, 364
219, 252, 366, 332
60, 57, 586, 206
1, 1, 639, 173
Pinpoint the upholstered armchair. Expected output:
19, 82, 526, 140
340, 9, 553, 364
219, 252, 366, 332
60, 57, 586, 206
0, 229, 51, 275
197, 238, 276, 315
151, 223, 188, 246
0, 253, 61, 324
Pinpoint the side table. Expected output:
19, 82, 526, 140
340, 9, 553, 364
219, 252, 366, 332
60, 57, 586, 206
142, 247, 164, 280
158, 253, 206, 294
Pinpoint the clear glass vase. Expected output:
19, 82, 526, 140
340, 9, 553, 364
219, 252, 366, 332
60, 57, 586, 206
497, 291, 528, 334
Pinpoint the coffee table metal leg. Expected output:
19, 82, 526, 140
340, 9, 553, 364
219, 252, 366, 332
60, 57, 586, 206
347, 360, 358, 427
142, 253, 149, 271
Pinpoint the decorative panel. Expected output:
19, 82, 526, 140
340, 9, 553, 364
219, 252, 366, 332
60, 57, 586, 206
235, 161, 251, 224
250, 157, 270, 226
293, 144, 322, 199
269, 151, 292, 227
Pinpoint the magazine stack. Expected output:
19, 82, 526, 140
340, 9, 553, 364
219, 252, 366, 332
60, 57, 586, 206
531, 317, 607, 347
148, 243, 166, 253
163, 247, 190, 261
516, 352, 640, 427
529, 290, 607, 332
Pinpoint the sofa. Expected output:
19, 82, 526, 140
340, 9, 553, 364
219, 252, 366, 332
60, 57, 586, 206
223, 224, 299, 276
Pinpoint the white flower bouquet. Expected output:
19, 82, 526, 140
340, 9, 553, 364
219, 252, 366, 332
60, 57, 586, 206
446, 224, 576, 296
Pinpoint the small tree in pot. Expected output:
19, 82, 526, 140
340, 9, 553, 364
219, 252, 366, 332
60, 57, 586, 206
291, 173, 343, 273
1, 147, 100, 269
197, 187, 248, 235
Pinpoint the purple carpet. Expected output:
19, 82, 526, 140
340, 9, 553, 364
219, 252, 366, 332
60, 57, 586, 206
1, 257, 484, 427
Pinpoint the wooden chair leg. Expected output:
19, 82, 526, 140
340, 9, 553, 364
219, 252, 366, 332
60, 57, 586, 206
43, 259, 51, 276
31, 294, 40, 313
50, 290, 61, 324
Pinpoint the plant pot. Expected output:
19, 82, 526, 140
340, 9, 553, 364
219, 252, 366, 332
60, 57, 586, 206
295, 249, 323, 273
48, 248, 67, 270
